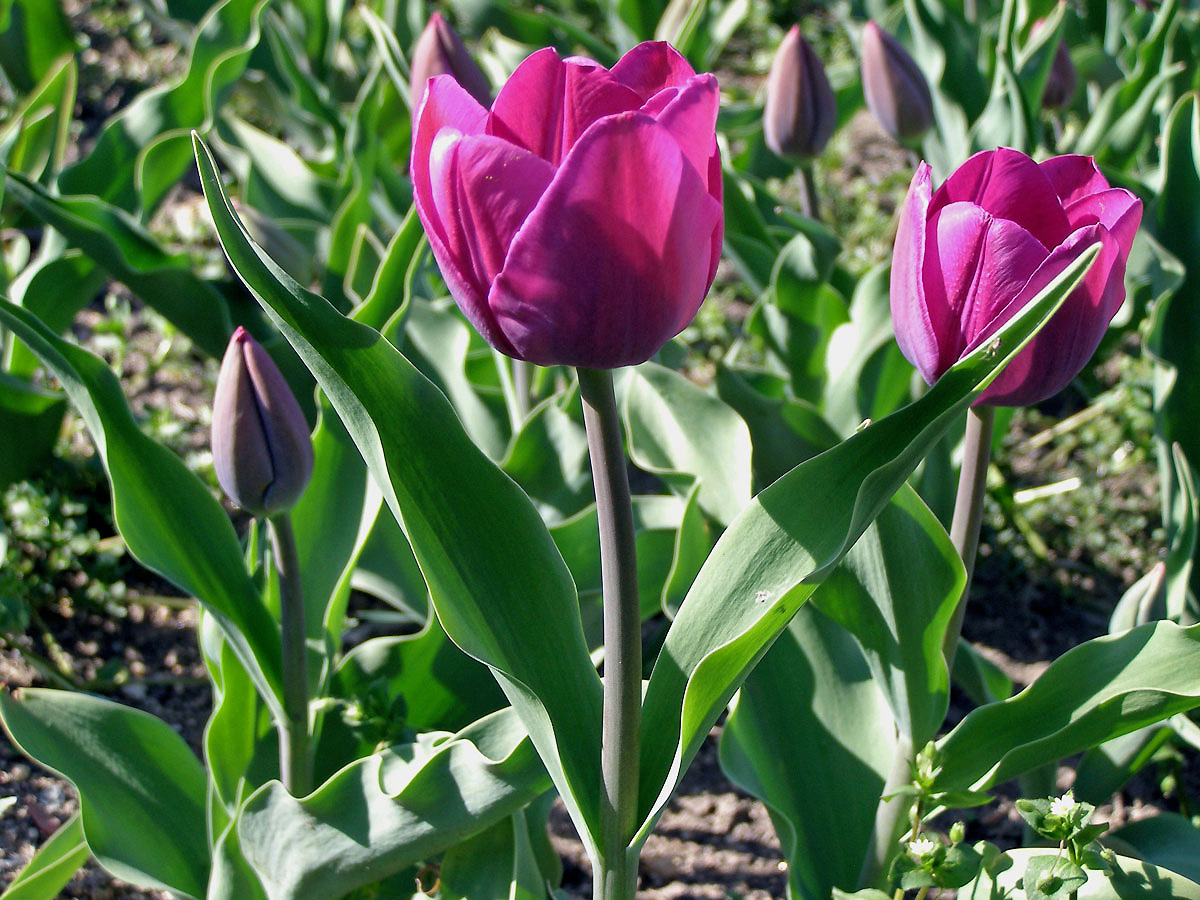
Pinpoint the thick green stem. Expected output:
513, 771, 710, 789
798, 163, 819, 220
859, 733, 916, 888
512, 358, 532, 422
268, 513, 311, 796
578, 367, 641, 900
941, 405, 996, 667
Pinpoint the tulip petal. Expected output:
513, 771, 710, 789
411, 74, 489, 251
491, 112, 721, 368
924, 201, 1049, 375
891, 163, 940, 382
642, 74, 719, 182
487, 47, 641, 166
975, 224, 1121, 406
428, 131, 555, 355
1063, 188, 1143, 263
610, 41, 696, 101
1038, 154, 1111, 206
931, 148, 1071, 250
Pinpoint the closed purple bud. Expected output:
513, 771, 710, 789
212, 327, 314, 517
1042, 41, 1076, 109
763, 26, 837, 160
409, 13, 491, 110
861, 21, 934, 143
890, 149, 1142, 407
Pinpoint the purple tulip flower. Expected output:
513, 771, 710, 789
409, 13, 492, 109
410, 42, 724, 369
212, 327, 314, 517
763, 26, 837, 161
891, 148, 1142, 406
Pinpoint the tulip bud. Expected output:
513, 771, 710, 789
409, 12, 491, 110
763, 26, 837, 160
212, 327, 314, 517
1041, 41, 1076, 109
860, 22, 934, 143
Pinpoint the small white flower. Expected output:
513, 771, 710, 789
1050, 791, 1077, 818
908, 836, 941, 859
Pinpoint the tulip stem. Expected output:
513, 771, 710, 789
512, 358, 532, 422
858, 733, 916, 888
798, 163, 819, 220
578, 367, 641, 900
268, 513, 311, 797
941, 405, 996, 668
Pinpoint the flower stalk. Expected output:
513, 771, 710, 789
268, 513, 311, 797
942, 405, 996, 667
578, 367, 641, 900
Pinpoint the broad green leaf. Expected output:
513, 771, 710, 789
813, 486, 963, 746
0, 373, 65, 488
934, 622, 1200, 792
720, 604, 896, 900
1072, 725, 1172, 804
1108, 813, 1200, 881
0, 690, 208, 899
350, 500, 429, 623
227, 115, 336, 222
58, 0, 269, 214
0, 298, 284, 711
401, 298, 509, 460
661, 483, 714, 618
960, 848, 1200, 900
0, 812, 88, 900
501, 395, 592, 523
334, 615, 507, 735
634, 242, 1101, 846
3, 171, 232, 358
440, 810, 550, 900
195, 134, 604, 853
0, 54, 75, 184
238, 709, 551, 900
623, 362, 752, 526
0, 0, 74, 94
209, 819, 270, 900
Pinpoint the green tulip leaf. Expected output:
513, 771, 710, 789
0, 298, 284, 711
3, 170, 232, 358
623, 362, 753, 526
934, 621, 1200, 792
720, 603, 896, 900
57, 0, 268, 214
0, 690, 208, 899
237, 708, 550, 900
195, 133, 604, 853
1107, 812, 1200, 882
0, 0, 74, 95
634, 241, 1101, 845
439, 810, 551, 900
0, 811, 88, 900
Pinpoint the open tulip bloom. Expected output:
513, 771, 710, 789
891, 148, 1142, 407
411, 41, 723, 370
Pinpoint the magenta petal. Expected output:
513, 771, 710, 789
924, 201, 1049, 371
487, 48, 641, 165
1038, 154, 1111, 205
1063, 189, 1143, 266
411, 75, 489, 249
490, 112, 721, 368
643, 73, 719, 181
610, 41, 696, 101
976, 225, 1121, 406
890, 163, 941, 382
428, 132, 555, 355
931, 148, 1071, 250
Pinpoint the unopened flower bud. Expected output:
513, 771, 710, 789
212, 327, 314, 518
409, 12, 491, 110
860, 21, 934, 143
763, 26, 837, 160
949, 821, 966, 844
1041, 41, 1076, 109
